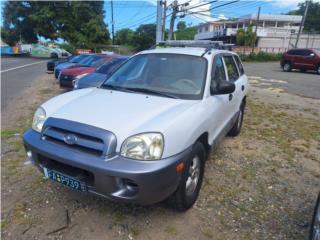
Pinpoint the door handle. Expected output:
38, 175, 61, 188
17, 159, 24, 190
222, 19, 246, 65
241, 85, 245, 91
229, 94, 233, 101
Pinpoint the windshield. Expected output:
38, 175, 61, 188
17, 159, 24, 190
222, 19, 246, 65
102, 54, 207, 100
78, 55, 105, 67
96, 58, 125, 74
70, 54, 89, 63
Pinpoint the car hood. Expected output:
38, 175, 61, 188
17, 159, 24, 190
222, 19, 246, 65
42, 88, 199, 155
77, 72, 107, 88
55, 62, 76, 70
61, 66, 96, 76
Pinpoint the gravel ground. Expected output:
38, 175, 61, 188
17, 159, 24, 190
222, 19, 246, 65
1, 71, 320, 240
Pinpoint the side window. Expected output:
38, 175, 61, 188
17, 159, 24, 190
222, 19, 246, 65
223, 55, 239, 82
233, 55, 244, 75
211, 56, 226, 93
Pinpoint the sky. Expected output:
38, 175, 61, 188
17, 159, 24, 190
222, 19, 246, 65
1, 0, 317, 38
105, 0, 315, 32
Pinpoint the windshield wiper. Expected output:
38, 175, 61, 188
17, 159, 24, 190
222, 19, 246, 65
125, 87, 179, 99
100, 84, 135, 93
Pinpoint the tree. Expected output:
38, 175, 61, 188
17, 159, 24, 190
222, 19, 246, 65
236, 28, 245, 46
1, 1, 110, 49
115, 28, 134, 45
177, 21, 187, 31
175, 26, 197, 40
131, 24, 156, 51
288, 1, 320, 32
236, 27, 256, 46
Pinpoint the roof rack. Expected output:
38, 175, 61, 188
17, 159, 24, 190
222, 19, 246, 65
154, 40, 233, 55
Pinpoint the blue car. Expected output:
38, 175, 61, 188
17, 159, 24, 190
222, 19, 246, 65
73, 56, 129, 89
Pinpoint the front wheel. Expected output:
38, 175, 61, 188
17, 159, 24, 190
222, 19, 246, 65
283, 62, 292, 72
167, 142, 205, 211
317, 65, 320, 75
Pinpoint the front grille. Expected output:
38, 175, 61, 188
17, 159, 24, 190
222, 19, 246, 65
42, 118, 117, 158
43, 127, 104, 156
38, 154, 95, 186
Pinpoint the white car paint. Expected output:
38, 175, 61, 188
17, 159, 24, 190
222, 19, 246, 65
39, 48, 248, 158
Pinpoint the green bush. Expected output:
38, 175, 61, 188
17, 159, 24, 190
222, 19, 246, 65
238, 52, 283, 62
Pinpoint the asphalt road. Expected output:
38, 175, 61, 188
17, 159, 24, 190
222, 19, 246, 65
1, 57, 47, 110
244, 62, 320, 99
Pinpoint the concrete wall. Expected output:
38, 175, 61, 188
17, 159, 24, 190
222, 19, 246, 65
258, 34, 320, 49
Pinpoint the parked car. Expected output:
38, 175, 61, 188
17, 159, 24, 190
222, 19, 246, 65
73, 56, 129, 90
310, 192, 320, 240
47, 55, 76, 73
54, 54, 91, 79
23, 42, 248, 211
59, 54, 120, 89
281, 48, 320, 74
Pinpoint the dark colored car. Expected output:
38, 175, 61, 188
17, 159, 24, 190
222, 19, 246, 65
281, 48, 320, 74
74, 57, 129, 90
54, 54, 91, 79
59, 54, 120, 89
310, 192, 320, 240
47, 55, 76, 72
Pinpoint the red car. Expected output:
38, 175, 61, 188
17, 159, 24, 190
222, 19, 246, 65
281, 48, 320, 74
59, 54, 120, 89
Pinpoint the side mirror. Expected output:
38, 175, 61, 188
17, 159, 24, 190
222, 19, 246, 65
211, 81, 235, 95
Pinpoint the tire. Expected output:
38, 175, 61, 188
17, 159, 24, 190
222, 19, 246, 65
300, 69, 306, 73
228, 102, 245, 137
283, 62, 292, 72
167, 142, 206, 211
309, 192, 320, 240
317, 65, 320, 75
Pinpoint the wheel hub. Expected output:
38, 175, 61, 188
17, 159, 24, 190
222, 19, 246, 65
186, 156, 200, 196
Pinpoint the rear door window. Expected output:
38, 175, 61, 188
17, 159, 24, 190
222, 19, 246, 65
233, 55, 244, 75
223, 55, 239, 82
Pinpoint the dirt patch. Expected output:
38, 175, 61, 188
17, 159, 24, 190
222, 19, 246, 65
1, 74, 319, 240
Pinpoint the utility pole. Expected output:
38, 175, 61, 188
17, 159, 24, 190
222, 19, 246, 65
162, 0, 167, 41
111, 0, 115, 45
156, 0, 163, 43
169, 0, 178, 40
252, 6, 261, 53
295, 0, 310, 48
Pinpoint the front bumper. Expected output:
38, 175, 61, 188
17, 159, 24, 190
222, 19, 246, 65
23, 129, 191, 205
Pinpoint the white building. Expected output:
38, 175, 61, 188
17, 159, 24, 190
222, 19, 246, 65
194, 14, 320, 51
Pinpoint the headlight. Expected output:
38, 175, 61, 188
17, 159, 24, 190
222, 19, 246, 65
120, 133, 164, 160
75, 73, 88, 80
32, 107, 46, 133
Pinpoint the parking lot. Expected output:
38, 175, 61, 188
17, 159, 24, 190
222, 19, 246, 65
1, 59, 320, 239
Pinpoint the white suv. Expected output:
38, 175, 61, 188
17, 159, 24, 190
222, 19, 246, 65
23, 41, 248, 211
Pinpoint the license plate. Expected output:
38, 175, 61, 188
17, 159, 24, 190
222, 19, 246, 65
43, 167, 86, 192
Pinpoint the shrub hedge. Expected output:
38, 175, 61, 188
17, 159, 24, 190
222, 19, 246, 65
238, 52, 283, 62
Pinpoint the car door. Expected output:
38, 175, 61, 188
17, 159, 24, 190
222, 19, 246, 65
233, 54, 247, 105
206, 54, 234, 143
301, 50, 316, 69
222, 54, 241, 115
